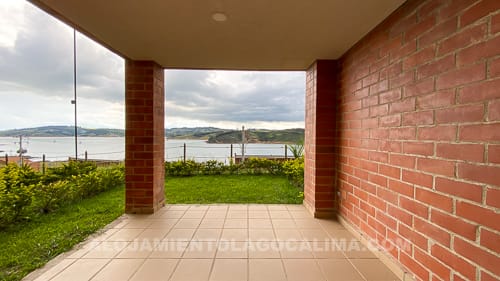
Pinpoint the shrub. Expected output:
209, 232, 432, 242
0, 163, 124, 228
282, 157, 304, 189
32, 180, 71, 213
0, 164, 38, 227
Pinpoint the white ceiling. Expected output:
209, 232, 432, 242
29, 0, 405, 70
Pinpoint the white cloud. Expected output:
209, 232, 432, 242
0, 1, 305, 131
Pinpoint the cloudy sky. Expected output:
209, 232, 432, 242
0, 0, 305, 130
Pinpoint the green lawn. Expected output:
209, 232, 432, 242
165, 174, 303, 204
0, 186, 124, 281
0, 174, 302, 281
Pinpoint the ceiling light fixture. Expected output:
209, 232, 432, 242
212, 12, 227, 22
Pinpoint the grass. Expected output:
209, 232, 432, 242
0, 186, 125, 281
0, 174, 301, 281
165, 174, 303, 204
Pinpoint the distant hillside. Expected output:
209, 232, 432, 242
0, 126, 124, 137
0, 126, 304, 143
207, 128, 304, 144
166, 127, 231, 140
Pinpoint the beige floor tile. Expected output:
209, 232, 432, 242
228, 204, 248, 211
294, 219, 323, 229
317, 219, 345, 230
116, 240, 154, 258
149, 241, 189, 258
33, 259, 76, 281
269, 211, 292, 219
249, 218, 272, 228
279, 241, 314, 258
290, 211, 312, 219
275, 229, 304, 241
300, 229, 332, 241
200, 219, 225, 228
174, 218, 202, 228
220, 229, 248, 241
111, 219, 130, 229
227, 211, 248, 219
182, 210, 206, 218
106, 228, 144, 241
129, 259, 179, 281
135, 229, 169, 241
189, 205, 210, 211
249, 259, 286, 281
210, 259, 247, 281
326, 229, 358, 240
91, 228, 119, 242
351, 259, 399, 281
272, 219, 297, 228
267, 205, 289, 211
224, 218, 248, 228
168, 205, 190, 211
192, 228, 222, 241
216, 241, 248, 258
248, 204, 268, 210
248, 211, 269, 218
183, 241, 218, 258
248, 241, 281, 258
286, 204, 306, 210
343, 241, 377, 258
66, 241, 101, 259
170, 259, 213, 281
163, 229, 195, 241
149, 219, 178, 229
122, 220, 154, 228
90, 258, 143, 281
50, 259, 109, 281
283, 259, 326, 281
209, 205, 229, 211
205, 211, 227, 218
310, 241, 346, 259
160, 210, 185, 219
82, 241, 129, 259
249, 229, 276, 241
317, 259, 364, 281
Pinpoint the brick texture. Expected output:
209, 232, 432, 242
304, 60, 338, 218
125, 60, 165, 214
329, 0, 500, 280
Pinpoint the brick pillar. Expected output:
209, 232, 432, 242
304, 60, 338, 218
125, 60, 165, 214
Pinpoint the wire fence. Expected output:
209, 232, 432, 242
0, 142, 295, 170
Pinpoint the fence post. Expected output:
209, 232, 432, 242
285, 145, 288, 160
85, 151, 88, 161
183, 143, 186, 162
4, 154, 7, 165
42, 154, 46, 174
230, 144, 233, 164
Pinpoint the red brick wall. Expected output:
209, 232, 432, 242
336, 0, 500, 280
305, 60, 339, 217
125, 60, 165, 214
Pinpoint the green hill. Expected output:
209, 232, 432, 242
0, 126, 304, 144
207, 128, 304, 144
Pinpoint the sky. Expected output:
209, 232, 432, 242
0, 0, 305, 131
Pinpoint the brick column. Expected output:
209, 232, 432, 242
304, 60, 338, 218
125, 60, 165, 214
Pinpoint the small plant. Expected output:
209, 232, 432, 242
288, 140, 304, 158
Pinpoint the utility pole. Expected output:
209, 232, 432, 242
241, 126, 245, 163
71, 29, 78, 160
18, 136, 24, 166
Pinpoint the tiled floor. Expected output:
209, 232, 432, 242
27, 204, 400, 281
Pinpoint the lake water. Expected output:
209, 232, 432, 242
0, 137, 288, 164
